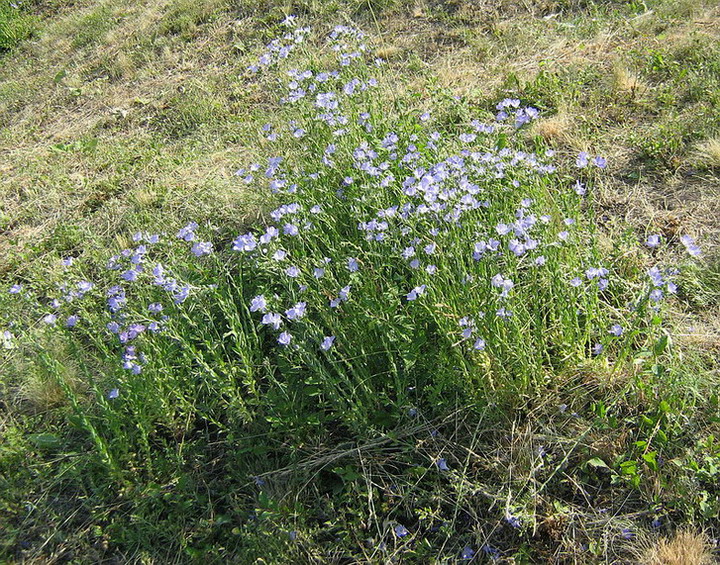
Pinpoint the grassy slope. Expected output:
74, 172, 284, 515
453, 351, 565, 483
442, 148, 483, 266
1, 0, 720, 562
1, 1, 719, 280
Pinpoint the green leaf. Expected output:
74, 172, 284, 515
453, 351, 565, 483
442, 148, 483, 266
29, 433, 61, 451
620, 460, 638, 475
214, 514, 232, 526
83, 137, 98, 151
642, 451, 659, 472
586, 457, 610, 470
654, 334, 669, 356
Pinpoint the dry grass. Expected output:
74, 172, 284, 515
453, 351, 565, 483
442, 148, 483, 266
673, 321, 720, 352
613, 65, 649, 96
529, 110, 575, 146
0, 0, 263, 276
374, 44, 403, 61
0, 0, 719, 292
13, 350, 86, 413
693, 137, 720, 169
639, 529, 716, 565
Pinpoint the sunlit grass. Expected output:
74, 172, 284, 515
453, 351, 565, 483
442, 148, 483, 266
1, 1, 719, 563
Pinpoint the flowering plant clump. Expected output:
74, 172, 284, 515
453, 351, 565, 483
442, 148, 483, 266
0, 19, 708, 560
2, 20, 700, 432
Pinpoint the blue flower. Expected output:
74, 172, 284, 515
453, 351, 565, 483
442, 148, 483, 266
261, 313, 282, 330
576, 152, 589, 168
43, 314, 57, 325
482, 544, 501, 561
121, 269, 138, 282
406, 285, 426, 301
285, 302, 307, 320
436, 458, 449, 471
649, 289, 663, 302
232, 233, 257, 252
495, 223, 511, 236
278, 332, 292, 346
339, 285, 351, 301
609, 324, 623, 337
77, 281, 94, 294
680, 234, 702, 257
191, 241, 213, 257
646, 234, 661, 248
65, 315, 79, 328
107, 388, 119, 399
347, 257, 359, 272
177, 222, 198, 242
394, 524, 409, 538
648, 266, 664, 286
250, 295, 267, 313
461, 546, 475, 560
260, 226, 279, 244
585, 267, 608, 280
173, 286, 190, 305
283, 223, 299, 236
320, 336, 335, 351
496, 307, 512, 318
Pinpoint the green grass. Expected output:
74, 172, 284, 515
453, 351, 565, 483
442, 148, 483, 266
1, 1, 720, 563
0, 0, 38, 51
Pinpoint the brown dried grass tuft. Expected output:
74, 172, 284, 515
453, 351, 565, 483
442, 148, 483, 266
375, 45, 403, 61
529, 111, 575, 146
640, 528, 715, 565
693, 137, 720, 169
613, 66, 649, 96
